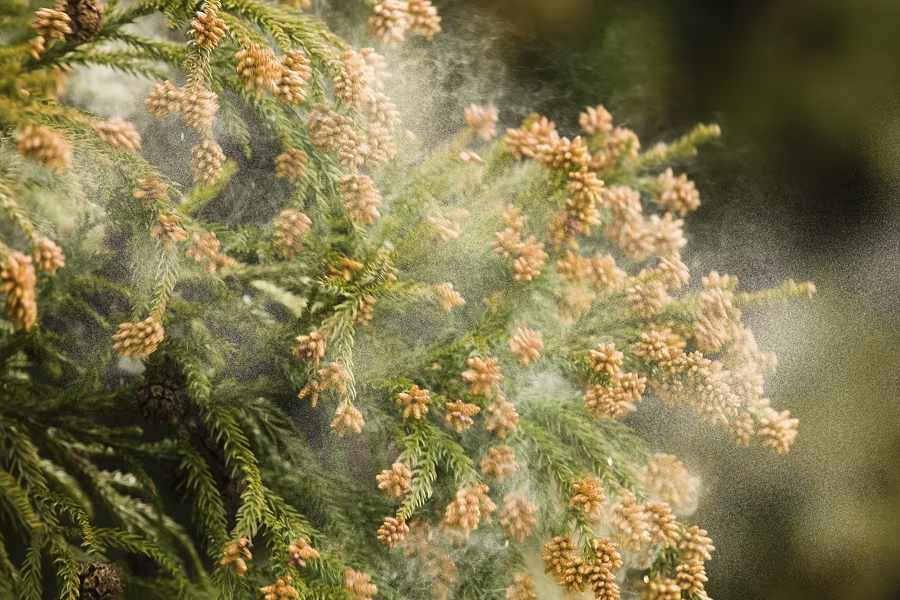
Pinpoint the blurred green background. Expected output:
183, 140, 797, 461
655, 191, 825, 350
424, 1, 900, 599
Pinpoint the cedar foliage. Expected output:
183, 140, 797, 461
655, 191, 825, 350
0, 1, 815, 599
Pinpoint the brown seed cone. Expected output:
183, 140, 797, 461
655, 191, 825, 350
112, 317, 164, 358
480, 446, 517, 482
339, 174, 382, 225
78, 563, 123, 600
134, 356, 186, 424
16, 125, 72, 172
60, 0, 103, 42
92, 117, 141, 150
444, 400, 480, 432
272, 209, 311, 259
484, 396, 518, 439
31, 7, 72, 42
570, 476, 606, 517
150, 214, 187, 246
32, 238, 65, 275
189, 8, 228, 49
235, 43, 280, 97
462, 356, 503, 398
396, 384, 430, 419
190, 138, 226, 184
376, 461, 411, 500
344, 569, 377, 600
675, 559, 708, 595
634, 575, 681, 600
331, 402, 365, 436
181, 85, 218, 131
260, 575, 300, 600
369, 0, 410, 45
408, 0, 441, 39
286, 537, 319, 568
133, 173, 168, 208
505, 574, 537, 600
274, 149, 308, 184
678, 525, 715, 562
1, 252, 38, 331
498, 493, 537, 543
508, 327, 542, 366
220, 538, 253, 578
377, 516, 409, 547
585, 537, 623, 600
145, 80, 182, 118
276, 49, 311, 104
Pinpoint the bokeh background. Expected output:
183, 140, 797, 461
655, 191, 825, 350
416, 1, 900, 599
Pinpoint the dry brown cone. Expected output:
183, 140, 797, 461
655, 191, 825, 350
189, 8, 228, 49
377, 516, 409, 548
656, 168, 700, 216
464, 104, 499, 141
369, 0, 410, 45
150, 214, 188, 247
133, 173, 168, 208
286, 537, 319, 568
408, 0, 441, 39
505, 574, 536, 600
190, 137, 226, 184
589, 343, 624, 379
220, 538, 252, 578
16, 125, 72, 172
78, 563, 123, 600
339, 174, 382, 225
542, 535, 585, 592
292, 330, 325, 366
579, 105, 613, 136
646, 502, 680, 548
508, 327, 543, 366
485, 396, 518, 439
185, 232, 234, 273
59, 0, 103, 41
92, 117, 141, 150
612, 489, 651, 551
637, 453, 696, 510
276, 49, 312, 104
331, 402, 365, 436
273, 209, 311, 259
462, 356, 503, 398
112, 317, 164, 358
570, 476, 606, 517
480, 446, 517, 482
444, 400, 480, 433
334, 50, 368, 107
396, 384, 431, 419
675, 559, 708, 596
376, 462, 411, 500
31, 7, 72, 42
434, 282, 465, 312
584, 537, 623, 600
634, 576, 681, 600
498, 493, 537, 543
32, 238, 65, 275
757, 406, 799, 454
307, 105, 351, 152
145, 80, 183, 118
344, 569, 377, 600
442, 484, 496, 540
678, 525, 715, 562
1, 253, 38, 332
235, 43, 280, 97
274, 149, 308, 184
260, 575, 300, 600
356, 294, 377, 325
181, 85, 219, 131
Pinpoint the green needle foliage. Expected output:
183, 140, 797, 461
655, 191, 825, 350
0, 1, 816, 599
